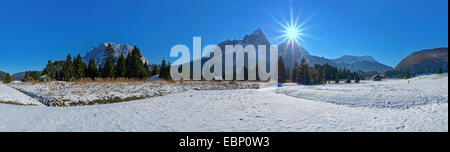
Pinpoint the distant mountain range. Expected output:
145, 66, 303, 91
205, 29, 392, 73
82, 43, 158, 70
12, 72, 26, 81
385, 47, 448, 77
0, 71, 25, 81
278, 42, 393, 72
0, 71, 7, 79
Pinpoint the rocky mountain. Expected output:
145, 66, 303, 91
82, 43, 158, 70
385, 48, 448, 77
191, 29, 272, 74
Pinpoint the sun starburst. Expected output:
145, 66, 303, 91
273, 0, 310, 48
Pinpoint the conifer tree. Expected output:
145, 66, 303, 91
167, 61, 172, 80
133, 47, 147, 79
405, 71, 411, 79
73, 54, 86, 79
42, 60, 56, 80
310, 68, 322, 84
103, 54, 115, 78
335, 76, 340, 84
151, 64, 159, 76
277, 56, 287, 82
125, 53, 133, 78
160, 59, 168, 79
299, 57, 310, 85
116, 53, 126, 78
346, 75, 352, 83
354, 72, 360, 83
285, 67, 290, 81
86, 58, 98, 79
54, 61, 64, 81
98, 64, 103, 78
125, 46, 147, 79
144, 63, 150, 77
292, 62, 300, 82
62, 54, 74, 81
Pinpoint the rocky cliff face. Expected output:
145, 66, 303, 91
82, 43, 157, 70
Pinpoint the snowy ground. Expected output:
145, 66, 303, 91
8, 81, 260, 106
273, 74, 448, 108
0, 84, 43, 105
0, 74, 447, 132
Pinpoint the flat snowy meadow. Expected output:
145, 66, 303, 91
0, 74, 447, 132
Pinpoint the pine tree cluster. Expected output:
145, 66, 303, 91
278, 57, 362, 84
35, 45, 172, 82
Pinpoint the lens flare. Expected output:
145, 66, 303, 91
282, 22, 302, 43
273, 0, 309, 48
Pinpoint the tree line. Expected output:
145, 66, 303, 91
22, 45, 171, 82
278, 57, 362, 84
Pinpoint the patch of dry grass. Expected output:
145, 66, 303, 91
68, 96, 147, 106
72, 77, 148, 83
0, 100, 38, 106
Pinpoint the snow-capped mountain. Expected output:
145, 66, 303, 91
216, 28, 271, 51
82, 43, 157, 69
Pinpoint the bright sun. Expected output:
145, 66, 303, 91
277, 6, 306, 46
274, 0, 311, 47
284, 25, 300, 42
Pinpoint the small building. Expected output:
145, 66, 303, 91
372, 75, 383, 81
39, 75, 51, 82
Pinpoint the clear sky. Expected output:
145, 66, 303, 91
0, 0, 448, 74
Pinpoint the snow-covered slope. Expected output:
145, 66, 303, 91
0, 84, 43, 105
0, 74, 447, 131
273, 74, 448, 108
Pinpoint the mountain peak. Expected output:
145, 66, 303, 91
242, 28, 270, 46
82, 42, 152, 66
252, 28, 264, 36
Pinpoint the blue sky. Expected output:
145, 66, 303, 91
0, 0, 448, 74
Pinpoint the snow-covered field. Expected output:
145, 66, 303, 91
0, 74, 447, 132
273, 74, 448, 108
8, 81, 260, 106
0, 84, 43, 105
